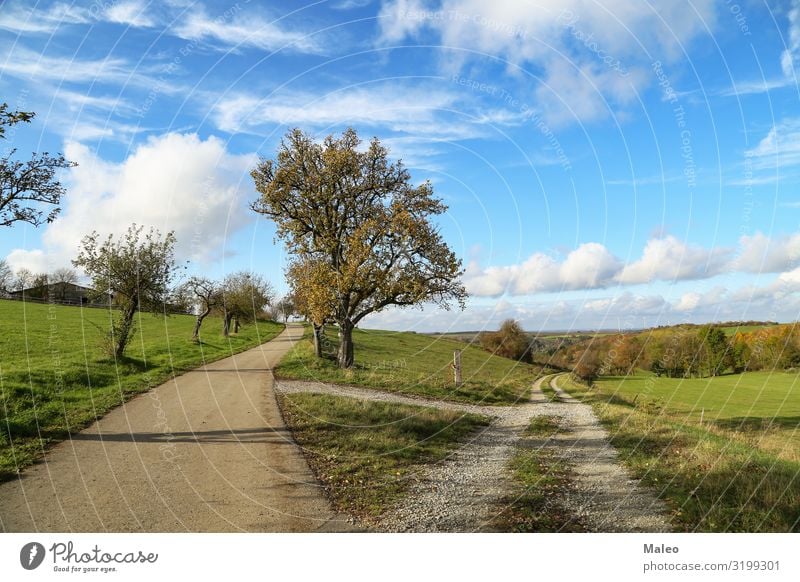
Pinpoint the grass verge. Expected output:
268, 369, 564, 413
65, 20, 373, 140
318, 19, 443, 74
560, 374, 800, 532
277, 392, 490, 520
0, 299, 283, 479
276, 326, 545, 405
492, 414, 587, 532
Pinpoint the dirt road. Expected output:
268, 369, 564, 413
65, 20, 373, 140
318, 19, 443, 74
0, 324, 351, 532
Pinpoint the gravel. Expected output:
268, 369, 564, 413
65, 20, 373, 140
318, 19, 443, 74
275, 375, 672, 533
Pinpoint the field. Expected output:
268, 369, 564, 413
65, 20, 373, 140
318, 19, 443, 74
0, 299, 283, 479
276, 326, 544, 404
562, 371, 800, 531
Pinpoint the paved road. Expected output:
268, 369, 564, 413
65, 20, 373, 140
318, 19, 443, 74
0, 324, 351, 532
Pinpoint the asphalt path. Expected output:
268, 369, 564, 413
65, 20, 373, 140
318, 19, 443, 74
0, 324, 351, 532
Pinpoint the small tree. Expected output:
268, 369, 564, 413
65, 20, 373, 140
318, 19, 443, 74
480, 319, 531, 361
572, 347, 602, 386
73, 224, 177, 357
51, 267, 78, 300
180, 276, 220, 341
219, 271, 274, 336
1, 103, 76, 228
252, 128, 466, 368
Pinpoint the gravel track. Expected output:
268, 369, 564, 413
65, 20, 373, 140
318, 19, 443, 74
276, 374, 672, 532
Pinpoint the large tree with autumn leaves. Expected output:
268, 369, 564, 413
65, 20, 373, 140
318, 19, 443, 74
251, 128, 466, 368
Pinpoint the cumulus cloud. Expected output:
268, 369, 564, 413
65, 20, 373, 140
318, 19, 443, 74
734, 232, 800, 273
465, 233, 800, 298
616, 235, 732, 284
5, 133, 255, 274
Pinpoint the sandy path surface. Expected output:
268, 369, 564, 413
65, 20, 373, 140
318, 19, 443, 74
0, 324, 351, 532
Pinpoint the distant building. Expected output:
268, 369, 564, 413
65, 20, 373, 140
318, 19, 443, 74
8, 282, 108, 305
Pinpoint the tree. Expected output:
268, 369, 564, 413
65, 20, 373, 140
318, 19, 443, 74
28, 272, 49, 300
480, 319, 531, 361
180, 276, 220, 341
251, 128, 467, 368
73, 224, 177, 358
274, 295, 295, 323
287, 257, 338, 357
219, 271, 274, 337
0, 258, 11, 294
1, 103, 76, 228
697, 325, 728, 376
51, 267, 78, 300
13, 267, 32, 295
573, 347, 602, 386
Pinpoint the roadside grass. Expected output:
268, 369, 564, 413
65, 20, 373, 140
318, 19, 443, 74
276, 326, 544, 405
560, 373, 800, 532
525, 415, 562, 436
277, 392, 490, 520
539, 375, 559, 402
492, 414, 587, 532
0, 299, 283, 480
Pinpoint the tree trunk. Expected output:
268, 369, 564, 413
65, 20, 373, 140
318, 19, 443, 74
312, 323, 324, 357
234, 317, 241, 333
223, 311, 233, 337
192, 307, 211, 341
115, 305, 137, 358
337, 320, 355, 368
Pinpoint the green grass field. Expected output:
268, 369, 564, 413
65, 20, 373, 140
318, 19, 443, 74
0, 299, 283, 479
276, 326, 544, 404
278, 392, 490, 519
563, 371, 800, 531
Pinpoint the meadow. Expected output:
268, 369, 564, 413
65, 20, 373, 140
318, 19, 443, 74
276, 326, 546, 404
561, 371, 800, 531
0, 299, 283, 479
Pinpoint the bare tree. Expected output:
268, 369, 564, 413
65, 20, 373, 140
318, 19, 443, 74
51, 267, 78, 300
0, 258, 11, 294
1, 103, 76, 228
13, 267, 32, 294
181, 276, 220, 341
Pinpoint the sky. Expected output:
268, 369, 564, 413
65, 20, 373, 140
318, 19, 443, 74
1, 0, 800, 333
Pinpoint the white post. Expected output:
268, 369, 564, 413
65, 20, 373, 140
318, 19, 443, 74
453, 350, 462, 387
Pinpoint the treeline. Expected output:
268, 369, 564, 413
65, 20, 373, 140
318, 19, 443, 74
479, 319, 797, 383
546, 323, 798, 382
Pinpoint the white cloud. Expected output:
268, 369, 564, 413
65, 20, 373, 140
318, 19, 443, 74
105, 1, 156, 28
734, 232, 800, 273
210, 84, 488, 147
616, 235, 731, 284
5, 133, 256, 274
173, 8, 322, 53
464, 233, 800, 299
745, 118, 800, 171
377, 0, 716, 124
782, 1, 800, 77
0, 2, 90, 34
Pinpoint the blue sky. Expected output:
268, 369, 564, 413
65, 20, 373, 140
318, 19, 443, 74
2, 0, 800, 332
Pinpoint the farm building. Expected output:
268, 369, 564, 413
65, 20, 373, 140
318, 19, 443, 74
7, 282, 108, 305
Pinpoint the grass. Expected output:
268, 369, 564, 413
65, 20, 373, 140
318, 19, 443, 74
560, 372, 800, 532
539, 375, 559, 402
525, 415, 562, 436
491, 414, 586, 532
0, 298, 283, 479
276, 326, 543, 405
277, 392, 490, 519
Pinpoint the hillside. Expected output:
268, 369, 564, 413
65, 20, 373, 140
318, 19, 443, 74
276, 326, 547, 404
